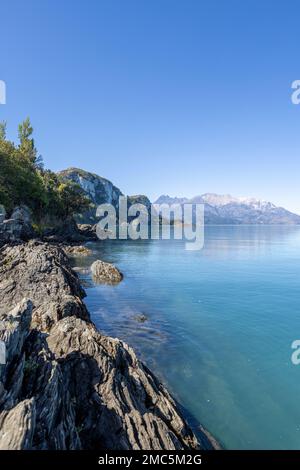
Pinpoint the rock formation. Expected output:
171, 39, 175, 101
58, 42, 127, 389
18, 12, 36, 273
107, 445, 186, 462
59, 168, 123, 224
0, 205, 36, 245
91, 259, 123, 284
59, 168, 152, 225
0, 241, 216, 450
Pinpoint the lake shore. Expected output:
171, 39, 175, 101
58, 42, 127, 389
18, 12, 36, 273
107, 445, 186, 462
0, 239, 219, 450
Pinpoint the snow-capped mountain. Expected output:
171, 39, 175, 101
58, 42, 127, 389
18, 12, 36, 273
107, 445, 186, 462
153, 193, 300, 225
154, 195, 189, 205
200, 193, 277, 211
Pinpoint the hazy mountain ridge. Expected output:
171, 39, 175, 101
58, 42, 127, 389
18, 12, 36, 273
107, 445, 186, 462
154, 193, 300, 225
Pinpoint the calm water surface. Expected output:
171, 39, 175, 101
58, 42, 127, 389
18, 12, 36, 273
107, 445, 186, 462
72, 226, 300, 449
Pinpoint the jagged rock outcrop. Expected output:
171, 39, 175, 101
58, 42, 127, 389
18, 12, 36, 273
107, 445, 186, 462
127, 195, 152, 210
127, 195, 153, 225
0, 241, 216, 450
91, 259, 123, 284
0, 205, 36, 245
42, 218, 89, 244
77, 223, 98, 240
0, 299, 80, 450
59, 168, 153, 226
0, 242, 89, 332
59, 168, 123, 224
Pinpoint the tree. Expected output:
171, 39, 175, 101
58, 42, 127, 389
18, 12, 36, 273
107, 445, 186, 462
18, 117, 43, 167
0, 121, 6, 141
0, 119, 89, 225
56, 180, 90, 219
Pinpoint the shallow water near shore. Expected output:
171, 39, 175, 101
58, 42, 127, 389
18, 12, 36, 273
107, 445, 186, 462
72, 226, 300, 449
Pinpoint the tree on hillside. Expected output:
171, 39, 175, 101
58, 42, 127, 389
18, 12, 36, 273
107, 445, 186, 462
18, 117, 43, 168
0, 119, 90, 224
56, 180, 90, 219
0, 121, 6, 141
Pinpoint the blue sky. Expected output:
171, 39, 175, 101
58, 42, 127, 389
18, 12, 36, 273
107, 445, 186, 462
1, 0, 300, 212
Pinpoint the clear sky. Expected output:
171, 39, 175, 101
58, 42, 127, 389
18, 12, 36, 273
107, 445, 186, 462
1, 0, 300, 212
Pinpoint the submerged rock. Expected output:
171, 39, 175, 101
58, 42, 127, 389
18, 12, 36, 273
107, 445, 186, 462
0, 241, 216, 450
91, 259, 123, 284
72, 266, 91, 275
133, 313, 148, 323
63, 245, 92, 256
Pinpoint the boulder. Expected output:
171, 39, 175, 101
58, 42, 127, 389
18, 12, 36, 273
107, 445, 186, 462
91, 259, 123, 284
0, 205, 35, 244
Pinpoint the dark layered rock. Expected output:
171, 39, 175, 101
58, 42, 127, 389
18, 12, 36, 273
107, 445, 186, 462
0, 300, 79, 450
0, 242, 89, 332
77, 223, 98, 240
0, 241, 216, 450
42, 218, 87, 243
0, 205, 36, 245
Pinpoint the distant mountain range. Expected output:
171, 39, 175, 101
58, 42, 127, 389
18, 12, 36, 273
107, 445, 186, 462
59, 169, 300, 225
154, 194, 300, 225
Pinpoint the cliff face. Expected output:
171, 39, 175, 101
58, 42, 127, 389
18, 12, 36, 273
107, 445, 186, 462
0, 241, 214, 450
59, 168, 152, 225
58, 168, 123, 224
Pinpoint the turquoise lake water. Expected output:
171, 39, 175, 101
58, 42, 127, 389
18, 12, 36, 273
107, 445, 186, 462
73, 226, 300, 449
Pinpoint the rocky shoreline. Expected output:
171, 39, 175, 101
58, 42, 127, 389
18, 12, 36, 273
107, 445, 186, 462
0, 240, 219, 450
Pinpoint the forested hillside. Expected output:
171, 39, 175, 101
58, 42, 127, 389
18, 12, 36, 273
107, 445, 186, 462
0, 119, 89, 227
